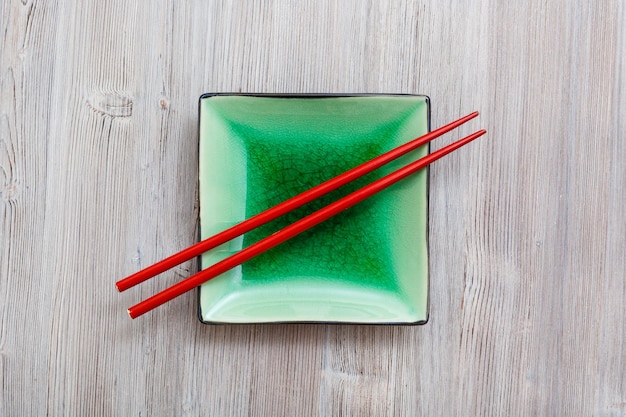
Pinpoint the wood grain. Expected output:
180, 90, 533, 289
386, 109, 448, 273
1, 0, 624, 415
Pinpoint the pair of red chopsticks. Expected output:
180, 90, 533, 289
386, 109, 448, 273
117, 112, 485, 318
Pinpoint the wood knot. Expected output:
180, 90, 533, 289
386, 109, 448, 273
86, 91, 133, 118
159, 97, 170, 110
1, 182, 19, 202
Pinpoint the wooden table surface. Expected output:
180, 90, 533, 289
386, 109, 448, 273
1, 1, 624, 415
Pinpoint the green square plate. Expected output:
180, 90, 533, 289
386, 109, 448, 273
198, 94, 430, 324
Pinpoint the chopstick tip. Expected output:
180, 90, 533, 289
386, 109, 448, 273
459, 111, 479, 122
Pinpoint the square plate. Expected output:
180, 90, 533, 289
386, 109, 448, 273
198, 94, 430, 324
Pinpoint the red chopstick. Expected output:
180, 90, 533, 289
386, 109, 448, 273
116, 111, 479, 292
127, 128, 486, 318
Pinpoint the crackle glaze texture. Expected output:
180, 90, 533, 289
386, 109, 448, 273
198, 95, 429, 323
